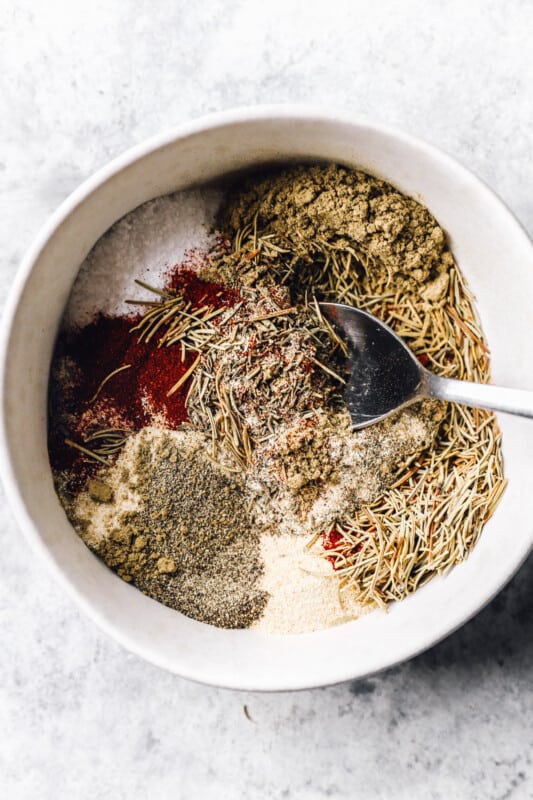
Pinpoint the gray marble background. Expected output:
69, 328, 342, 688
1, 1, 532, 798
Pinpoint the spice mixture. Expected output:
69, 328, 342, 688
48, 164, 506, 633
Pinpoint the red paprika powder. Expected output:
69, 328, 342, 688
48, 266, 239, 492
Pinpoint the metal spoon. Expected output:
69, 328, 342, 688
320, 302, 533, 429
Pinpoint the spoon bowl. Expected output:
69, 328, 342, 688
320, 302, 533, 427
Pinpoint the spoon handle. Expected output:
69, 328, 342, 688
424, 373, 533, 419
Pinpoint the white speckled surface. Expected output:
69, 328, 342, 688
1, 1, 533, 797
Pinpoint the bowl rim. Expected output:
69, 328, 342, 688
1, 104, 533, 691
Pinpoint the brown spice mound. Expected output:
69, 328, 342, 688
217, 163, 454, 292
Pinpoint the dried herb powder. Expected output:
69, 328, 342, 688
70, 428, 267, 628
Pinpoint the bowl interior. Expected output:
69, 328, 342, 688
2, 109, 533, 690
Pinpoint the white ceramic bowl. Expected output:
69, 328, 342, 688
2, 106, 533, 691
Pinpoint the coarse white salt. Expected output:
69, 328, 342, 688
65, 188, 222, 328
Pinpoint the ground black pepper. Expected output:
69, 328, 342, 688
70, 429, 267, 628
